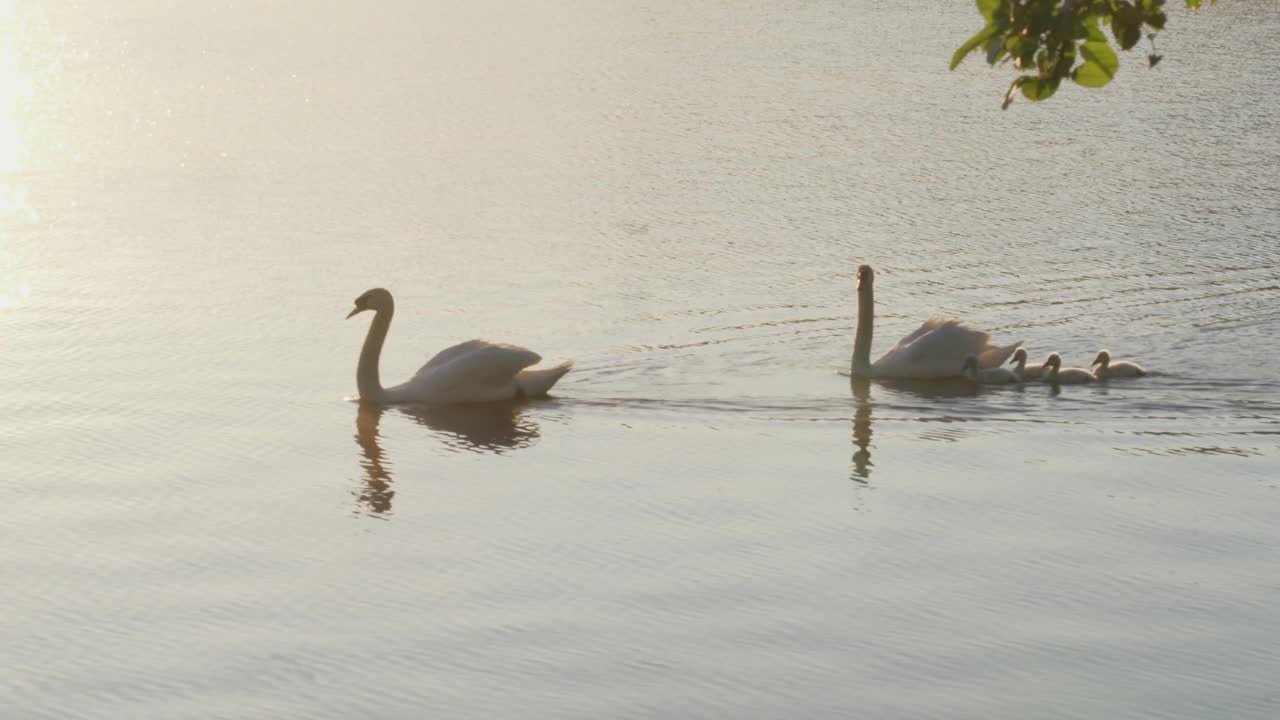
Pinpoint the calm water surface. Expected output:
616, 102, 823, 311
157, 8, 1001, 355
3, 1, 1279, 718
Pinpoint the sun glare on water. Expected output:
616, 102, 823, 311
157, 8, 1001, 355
1, 0, 35, 310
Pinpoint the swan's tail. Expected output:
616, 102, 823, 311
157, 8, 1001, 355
977, 340, 1023, 369
515, 361, 574, 398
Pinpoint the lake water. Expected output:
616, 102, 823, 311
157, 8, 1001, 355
3, 1, 1279, 717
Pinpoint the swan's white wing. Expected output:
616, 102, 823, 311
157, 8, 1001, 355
418, 339, 523, 372
873, 318, 997, 379
413, 340, 541, 384
975, 340, 1023, 369
515, 360, 574, 397
889, 317, 969, 351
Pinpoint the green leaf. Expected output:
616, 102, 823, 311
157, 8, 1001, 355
1021, 77, 1060, 101
1084, 15, 1106, 43
977, 0, 1001, 22
1004, 34, 1022, 59
1080, 38, 1119, 78
1141, 0, 1168, 26
951, 25, 997, 70
1073, 61, 1114, 87
1111, 3, 1143, 49
1074, 34, 1119, 88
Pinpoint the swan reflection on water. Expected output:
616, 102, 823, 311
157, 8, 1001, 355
850, 377, 873, 483
353, 400, 543, 516
848, 375, 993, 483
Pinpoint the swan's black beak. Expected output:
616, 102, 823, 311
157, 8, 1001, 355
346, 306, 363, 319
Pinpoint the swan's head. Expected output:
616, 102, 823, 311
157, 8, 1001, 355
856, 265, 874, 293
1042, 352, 1062, 371
1010, 348, 1028, 365
346, 288, 394, 319
1091, 350, 1111, 367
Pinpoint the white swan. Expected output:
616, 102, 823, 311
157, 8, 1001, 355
1009, 348, 1045, 382
347, 288, 572, 405
1091, 350, 1147, 380
962, 354, 1020, 384
1041, 352, 1094, 384
850, 265, 1022, 379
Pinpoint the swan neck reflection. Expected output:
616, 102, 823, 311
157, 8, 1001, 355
352, 400, 546, 517
355, 403, 395, 516
850, 377, 873, 482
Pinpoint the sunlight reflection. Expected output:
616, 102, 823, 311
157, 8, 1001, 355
0, 245, 32, 311
1, 1, 36, 310
0, 278, 30, 308
1, 0, 37, 218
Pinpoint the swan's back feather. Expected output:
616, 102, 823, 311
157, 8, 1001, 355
892, 317, 981, 350
976, 340, 1023, 369
516, 361, 574, 397
420, 339, 541, 375
873, 317, 1020, 379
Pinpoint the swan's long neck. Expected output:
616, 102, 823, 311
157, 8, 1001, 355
851, 286, 874, 376
357, 304, 393, 402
